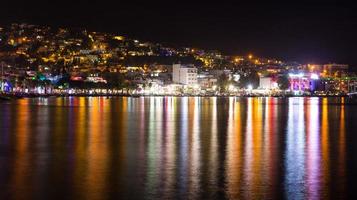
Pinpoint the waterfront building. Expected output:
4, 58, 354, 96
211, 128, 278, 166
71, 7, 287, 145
259, 76, 278, 89
322, 63, 349, 76
305, 63, 349, 77
349, 80, 357, 93
197, 73, 217, 89
289, 73, 319, 94
172, 64, 198, 86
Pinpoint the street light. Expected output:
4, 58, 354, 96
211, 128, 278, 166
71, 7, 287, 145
228, 84, 235, 91
247, 84, 253, 90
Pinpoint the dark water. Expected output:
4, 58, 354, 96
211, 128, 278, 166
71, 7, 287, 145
0, 97, 356, 200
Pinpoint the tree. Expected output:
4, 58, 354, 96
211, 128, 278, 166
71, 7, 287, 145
217, 73, 230, 93
56, 73, 70, 88
102, 72, 126, 89
277, 75, 290, 90
238, 70, 260, 89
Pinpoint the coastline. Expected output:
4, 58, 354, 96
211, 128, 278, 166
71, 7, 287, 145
1, 93, 355, 99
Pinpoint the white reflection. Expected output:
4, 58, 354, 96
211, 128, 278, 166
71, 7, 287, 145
163, 97, 176, 199
179, 97, 189, 195
188, 97, 201, 198
146, 97, 161, 195
209, 97, 218, 191
285, 98, 306, 199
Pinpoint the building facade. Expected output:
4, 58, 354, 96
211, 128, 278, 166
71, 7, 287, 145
172, 64, 198, 85
259, 76, 278, 89
289, 73, 319, 94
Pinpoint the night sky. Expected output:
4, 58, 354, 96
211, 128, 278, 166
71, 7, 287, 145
1, 1, 357, 67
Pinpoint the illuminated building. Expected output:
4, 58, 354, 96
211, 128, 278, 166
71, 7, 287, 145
259, 76, 278, 90
349, 81, 357, 93
197, 73, 217, 89
172, 64, 198, 86
86, 74, 107, 83
289, 73, 319, 94
305, 63, 349, 77
322, 63, 349, 76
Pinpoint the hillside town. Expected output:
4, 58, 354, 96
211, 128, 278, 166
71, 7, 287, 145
1, 23, 357, 97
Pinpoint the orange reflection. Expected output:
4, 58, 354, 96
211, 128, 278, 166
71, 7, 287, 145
188, 97, 201, 198
85, 97, 109, 200
11, 99, 31, 199
54, 98, 65, 149
226, 97, 242, 199
120, 97, 128, 156
263, 97, 278, 197
244, 98, 264, 199
252, 98, 263, 198
321, 98, 330, 194
73, 97, 88, 199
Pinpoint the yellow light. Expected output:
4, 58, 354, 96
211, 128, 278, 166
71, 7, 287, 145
114, 36, 124, 41
248, 54, 253, 59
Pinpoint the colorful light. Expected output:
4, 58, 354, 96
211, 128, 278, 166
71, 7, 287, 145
310, 73, 319, 80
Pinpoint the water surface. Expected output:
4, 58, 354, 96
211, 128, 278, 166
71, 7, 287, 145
0, 97, 356, 200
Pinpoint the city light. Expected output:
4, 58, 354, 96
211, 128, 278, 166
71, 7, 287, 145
289, 73, 305, 78
0, 4, 356, 200
247, 84, 253, 90
311, 73, 319, 80
228, 84, 235, 91
0, 23, 354, 98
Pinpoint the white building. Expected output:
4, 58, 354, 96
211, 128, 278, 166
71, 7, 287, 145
197, 73, 217, 89
259, 77, 278, 89
172, 64, 198, 85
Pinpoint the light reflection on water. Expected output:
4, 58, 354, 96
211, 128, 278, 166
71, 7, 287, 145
0, 97, 355, 200
285, 98, 306, 199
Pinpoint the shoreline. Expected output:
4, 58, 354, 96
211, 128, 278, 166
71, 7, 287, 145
1, 93, 355, 99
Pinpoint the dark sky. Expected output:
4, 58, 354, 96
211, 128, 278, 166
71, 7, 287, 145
1, 1, 357, 67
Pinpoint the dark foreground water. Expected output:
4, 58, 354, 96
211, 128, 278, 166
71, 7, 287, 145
0, 97, 356, 200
